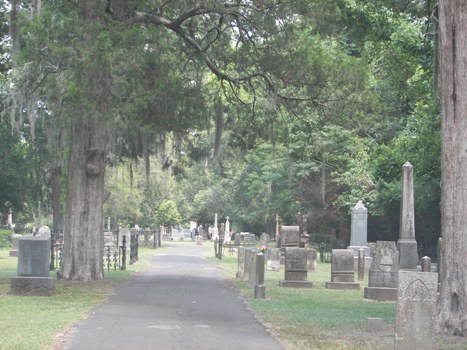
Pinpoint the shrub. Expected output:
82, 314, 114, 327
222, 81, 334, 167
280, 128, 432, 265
0, 229, 12, 249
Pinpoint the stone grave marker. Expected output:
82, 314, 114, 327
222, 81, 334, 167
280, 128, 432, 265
279, 226, 300, 247
279, 247, 313, 288
306, 248, 317, 272
364, 241, 399, 301
104, 231, 113, 244
266, 248, 281, 272
347, 201, 372, 271
236, 247, 246, 278
242, 248, 257, 282
9, 233, 22, 257
259, 232, 270, 246
325, 249, 360, 290
397, 162, 419, 270
11, 236, 54, 296
37, 225, 51, 238
394, 270, 438, 350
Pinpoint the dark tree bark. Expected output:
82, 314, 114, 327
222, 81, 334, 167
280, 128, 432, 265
437, 0, 467, 336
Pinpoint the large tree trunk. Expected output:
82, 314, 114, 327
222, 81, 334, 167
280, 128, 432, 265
61, 110, 108, 281
437, 0, 467, 336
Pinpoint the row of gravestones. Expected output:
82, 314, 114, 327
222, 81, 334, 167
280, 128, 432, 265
237, 243, 438, 350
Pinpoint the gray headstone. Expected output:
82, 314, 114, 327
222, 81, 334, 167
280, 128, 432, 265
364, 241, 399, 301
306, 248, 317, 272
347, 201, 372, 271
266, 248, 281, 272
17, 237, 50, 277
9, 233, 22, 257
11, 236, 54, 296
236, 247, 246, 278
325, 249, 360, 290
279, 247, 312, 288
279, 226, 300, 247
394, 271, 438, 350
260, 232, 270, 246
397, 162, 419, 270
242, 248, 257, 282
37, 225, 51, 238
104, 232, 113, 244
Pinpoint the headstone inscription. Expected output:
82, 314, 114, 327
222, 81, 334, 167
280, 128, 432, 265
325, 249, 360, 290
10, 237, 54, 296
364, 241, 399, 301
279, 247, 313, 288
394, 271, 438, 350
397, 162, 419, 270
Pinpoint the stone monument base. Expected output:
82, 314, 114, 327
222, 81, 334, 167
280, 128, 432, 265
279, 280, 313, 288
10, 276, 54, 296
364, 286, 397, 301
325, 281, 360, 290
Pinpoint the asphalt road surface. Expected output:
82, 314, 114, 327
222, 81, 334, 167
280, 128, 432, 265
63, 242, 285, 350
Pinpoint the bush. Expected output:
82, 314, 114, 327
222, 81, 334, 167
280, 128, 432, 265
0, 229, 12, 249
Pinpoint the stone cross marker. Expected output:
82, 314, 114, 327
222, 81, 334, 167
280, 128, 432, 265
397, 162, 419, 270
394, 271, 438, 350
364, 241, 399, 301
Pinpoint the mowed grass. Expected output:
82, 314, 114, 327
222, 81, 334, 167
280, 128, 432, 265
208, 247, 467, 350
0, 247, 160, 350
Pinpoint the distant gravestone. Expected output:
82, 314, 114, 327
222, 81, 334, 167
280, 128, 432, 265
236, 247, 246, 278
266, 248, 281, 272
37, 225, 51, 238
9, 233, 22, 257
364, 241, 399, 301
104, 232, 113, 244
11, 237, 54, 296
259, 232, 270, 246
394, 271, 438, 350
347, 201, 372, 271
234, 233, 241, 246
325, 249, 360, 290
306, 248, 317, 272
397, 162, 419, 270
279, 226, 300, 247
279, 247, 313, 288
242, 248, 257, 282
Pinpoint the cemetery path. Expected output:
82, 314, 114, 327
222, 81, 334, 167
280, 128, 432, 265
62, 243, 285, 350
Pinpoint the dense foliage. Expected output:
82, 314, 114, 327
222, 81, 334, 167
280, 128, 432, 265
0, 1, 440, 252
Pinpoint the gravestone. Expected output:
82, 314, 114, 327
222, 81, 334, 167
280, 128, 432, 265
104, 231, 113, 244
11, 237, 54, 296
347, 201, 372, 271
325, 249, 360, 290
254, 253, 266, 299
364, 241, 399, 301
37, 225, 51, 238
266, 248, 281, 272
279, 226, 300, 247
236, 247, 246, 278
394, 271, 438, 350
234, 233, 241, 246
397, 162, 419, 270
306, 248, 317, 272
248, 252, 257, 288
242, 248, 257, 282
211, 213, 219, 241
260, 232, 270, 246
9, 233, 22, 257
279, 247, 313, 288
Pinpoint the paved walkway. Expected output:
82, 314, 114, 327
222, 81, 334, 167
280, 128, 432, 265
63, 243, 284, 350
